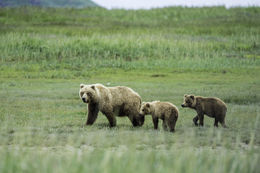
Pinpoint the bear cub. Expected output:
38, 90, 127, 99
139, 101, 179, 132
181, 94, 227, 127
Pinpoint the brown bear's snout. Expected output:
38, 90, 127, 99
82, 98, 88, 103
181, 104, 185, 107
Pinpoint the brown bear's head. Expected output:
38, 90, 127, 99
79, 84, 98, 104
139, 102, 153, 116
181, 94, 196, 108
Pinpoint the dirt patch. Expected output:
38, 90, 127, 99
150, 74, 166, 78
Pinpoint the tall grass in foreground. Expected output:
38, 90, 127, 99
0, 111, 259, 173
0, 147, 259, 173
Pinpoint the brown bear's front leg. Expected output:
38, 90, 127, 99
152, 117, 159, 130
104, 112, 117, 127
86, 103, 99, 125
193, 115, 199, 126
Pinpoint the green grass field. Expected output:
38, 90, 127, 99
0, 6, 259, 173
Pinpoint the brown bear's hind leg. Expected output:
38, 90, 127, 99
138, 115, 145, 126
127, 111, 142, 127
129, 110, 145, 127
168, 115, 177, 132
217, 113, 227, 128
219, 118, 227, 128
130, 116, 140, 127
193, 115, 199, 126
86, 103, 99, 125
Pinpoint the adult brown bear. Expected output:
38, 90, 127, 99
79, 83, 144, 127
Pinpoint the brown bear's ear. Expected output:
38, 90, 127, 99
190, 95, 195, 100
184, 94, 188, 97
80, 84, 84, 88
91, 85, 95, 90
146, 103, 150, 107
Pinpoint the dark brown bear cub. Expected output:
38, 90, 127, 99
181, 94, 227, 127
139, 101, 179, 132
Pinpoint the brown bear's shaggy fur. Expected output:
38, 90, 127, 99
139, 101, 179, 132
79, 83, 144, 127
181, 94, 227, 127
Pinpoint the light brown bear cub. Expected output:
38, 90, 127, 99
79, 83, 144, 127
181, 94, 227, 127
139, 101, 179, 132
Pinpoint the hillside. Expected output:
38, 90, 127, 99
0, 0, 98, 8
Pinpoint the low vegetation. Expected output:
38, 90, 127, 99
0, 6, 259, 173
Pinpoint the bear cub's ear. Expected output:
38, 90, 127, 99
80, 84, 85, 88
184, 94, 188, 97
190, 95, 195, 100
146, 103, 150, 107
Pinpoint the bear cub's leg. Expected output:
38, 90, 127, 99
193, 115, 199, 126
198, 114, 204, 126
167, 115, 177, 132
214, 118, 219, 127
152, 117, 159, 129
219, 117, 227, 128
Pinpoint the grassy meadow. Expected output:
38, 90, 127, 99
0, 6, 260, 173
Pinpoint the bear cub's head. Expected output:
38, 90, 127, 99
139, 102, 152, 116
181, 94, 196, 108
79, 84, 97, 104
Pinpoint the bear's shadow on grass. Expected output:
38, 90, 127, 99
89, 123, 135, 130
